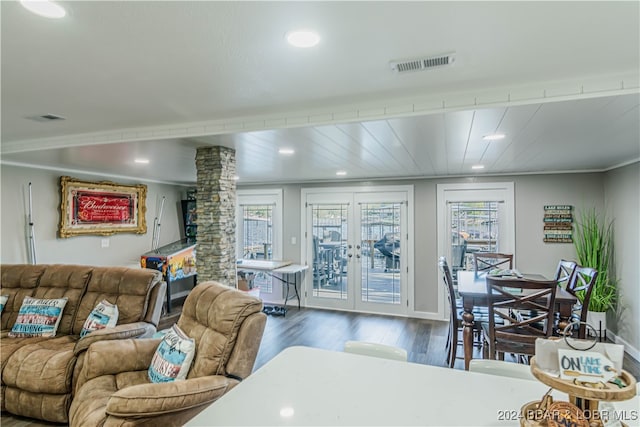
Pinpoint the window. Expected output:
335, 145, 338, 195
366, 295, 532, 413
450, 201, 501, 272
236, 190, 283, 294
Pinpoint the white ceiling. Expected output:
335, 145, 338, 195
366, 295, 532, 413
2, 1, 639, 186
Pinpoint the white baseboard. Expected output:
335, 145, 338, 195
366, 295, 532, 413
607, 329, 640, 362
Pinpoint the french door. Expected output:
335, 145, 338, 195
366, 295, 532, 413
436, 183, 515, 317
302, 187, 412, 316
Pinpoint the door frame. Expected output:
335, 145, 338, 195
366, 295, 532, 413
436, 182, 515, 320
301, 185, 414, 316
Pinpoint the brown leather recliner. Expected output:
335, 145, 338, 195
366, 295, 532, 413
69, 281, 267, 427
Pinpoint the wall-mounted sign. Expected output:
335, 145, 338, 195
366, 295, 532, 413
543, 205, 573, 243
58, 176, 147, 238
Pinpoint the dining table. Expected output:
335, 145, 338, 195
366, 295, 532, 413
457, 270, 578, 370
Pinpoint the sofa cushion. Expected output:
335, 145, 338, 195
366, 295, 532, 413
3, 386, 71, 423
9, 296, 68, 337
148, 324, 195, 383
32, 265, 93, 335
1, 335, 52, 374
80, 299, 119, 338
0, 264, 47, 330
2, 336, 78, 394
73, 267, 162, 335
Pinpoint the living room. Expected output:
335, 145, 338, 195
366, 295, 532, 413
1, 1, 639, 426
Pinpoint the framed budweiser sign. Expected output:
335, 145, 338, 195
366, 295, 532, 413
58, 176, 147, 238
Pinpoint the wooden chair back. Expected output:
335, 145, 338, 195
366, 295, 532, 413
473, 252, 513, 272
554, 259, 577, 288
438, 256, 459, 368
438, 257, 457, 324
565, 266, 598, 338
485, 276, 558, 359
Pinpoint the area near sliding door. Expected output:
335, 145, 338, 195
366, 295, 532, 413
436, 182, 515, 319
302, 185, 414, 316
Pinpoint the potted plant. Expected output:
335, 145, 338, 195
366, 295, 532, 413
573, 208, 618, 337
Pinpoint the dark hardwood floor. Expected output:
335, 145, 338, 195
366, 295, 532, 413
3, 306, 638, 426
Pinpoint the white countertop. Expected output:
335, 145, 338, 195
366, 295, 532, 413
186, 346, 640, 426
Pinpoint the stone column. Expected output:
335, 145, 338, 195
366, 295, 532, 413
195, 146, 236, 286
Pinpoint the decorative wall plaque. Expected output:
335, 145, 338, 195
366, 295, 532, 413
58, 176, 147, 238
543, 205, 573, 243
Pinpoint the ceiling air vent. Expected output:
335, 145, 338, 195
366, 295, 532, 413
390, 52, 456, 73
27, 114, 66, 122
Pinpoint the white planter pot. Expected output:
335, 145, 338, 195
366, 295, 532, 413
586, 311, 607, 338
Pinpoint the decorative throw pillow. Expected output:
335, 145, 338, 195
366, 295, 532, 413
80, 299, 119, 338
148, 324, 196, 383
0, 295, 8, 313
9, 296, 68, 337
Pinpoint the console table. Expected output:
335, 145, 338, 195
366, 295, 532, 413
236, 259, 308, 315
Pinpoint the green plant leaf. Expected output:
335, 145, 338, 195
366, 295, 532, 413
573, 208, 618, 312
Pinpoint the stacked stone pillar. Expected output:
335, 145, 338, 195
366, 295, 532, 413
195, 146, 236, 286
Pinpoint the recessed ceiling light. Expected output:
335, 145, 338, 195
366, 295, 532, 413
279, 148, 295, 155
20, 0, 66, 18
233, 176, 240, 181
280, 407, 295, 418
472, 165, 485, 170
134, 158, 149, 164
286, 30, 320, 48
482, 133, 506, 141
336, 171, 347, 176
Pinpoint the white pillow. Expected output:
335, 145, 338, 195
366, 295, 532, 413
80, 299, 119, 338
0, 295, 8, 313
9, 296, 68, 337
148, 324, 195, 383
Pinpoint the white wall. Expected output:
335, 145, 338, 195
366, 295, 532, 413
604, 162, 640, 355
1, 165, 185, 267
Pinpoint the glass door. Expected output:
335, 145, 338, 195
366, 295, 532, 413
306, 193, 352, 311
304, 188, 410, 316
354, 194, 407, 315
436, 183, 515, 316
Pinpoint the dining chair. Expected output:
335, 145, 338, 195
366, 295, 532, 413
554, 259, 577, 289
482, 276, 558, 361
473, 252, 514, 272
468, 359, 535, 381
438, 256, 487, 368
564, 266, 598, 339
343, 340, 408, 362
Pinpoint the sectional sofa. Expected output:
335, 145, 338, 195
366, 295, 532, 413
0, 264, 166, 423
